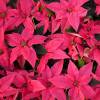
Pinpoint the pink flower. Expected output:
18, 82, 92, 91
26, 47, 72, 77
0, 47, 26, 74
14, 0, 35, 26
34, 0, 54, 34
0, 0, 99, 99
6, 26, 46, 68
0, 72, 18, 99
37, 36, 69, 73
38, 60, 66, 100
79, 20, 100, 47
0, 0, 20, 30
9, 70, 45, 100
47, 0, 88, 31
49, 61, 95, 100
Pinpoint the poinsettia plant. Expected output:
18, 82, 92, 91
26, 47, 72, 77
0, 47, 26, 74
0, 0, 100, 100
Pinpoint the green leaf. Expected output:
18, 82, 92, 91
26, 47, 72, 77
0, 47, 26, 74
78, 58, 85, 67
34, 44, 47, 55
89, 79, 100, 86
66, 27, 76, 33
94, 34, 100, 41
34, 26, 44, 35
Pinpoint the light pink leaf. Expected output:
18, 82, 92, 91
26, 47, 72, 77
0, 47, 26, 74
50, 88, 66, 100
21, 47, 37, 68
23, 17, 35, 34
79, 62, 92, 77
3, 87, 17, 97
21, 28, 33, 41
96, 6, 100, 15
42, 90, 51, 100
43, 18, 49, 34
0, 73, 15, 92
19, 0, 34, 15
37, 54, 49, 73
29, 80, 45, 92
68, 12, 80, 31
51, 60, 63, 75
78, 7, 87, 17
69, 88, 84, 100
42, 65, 52, 79
81, 85, 95, 99
17, 55, 25, 68
67, 61, 79, 78
52, 19, 61, 33
45, 38, 64, 52
49, 75, 69, 89
28, 35, 46, 46
10, 47, 20, 64
6, 33, 21, 47
48, 49, 69, 59
71, 0, 88, 6
0, 0, 7, 11
47, 2, 61, 12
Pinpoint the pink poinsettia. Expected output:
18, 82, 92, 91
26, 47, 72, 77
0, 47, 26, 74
50, 33, 83, 60
38, 60, 66, 100
20, 71, 45, 100
49, 61, 95, 100
0, 0, 99, 99
47, 0, 88, 31
6, 26, 46, 68
79, 20, 100, 47
79, 20, 100, 64
0, 0, 20, 30
8, 70, 45, 100
92, 88, 100, 100
83, 47, 100, 67
37, 36, 69, 73
14, 0, 36, 26
49, 33, 71, 50
0, 72, 18, 99
33, 0, 54, 34
51, 16, 61, 33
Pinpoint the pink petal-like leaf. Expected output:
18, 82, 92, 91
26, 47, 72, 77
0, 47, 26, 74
29, 80, 45, 92
79, 62, 92, 77
45, 38, 64, 52
51, 60, 63, 75
10, 47, 20, 64
49, 75, 69, 89
48, 49, 69, 59
81, 85, 95, 98
28, 35, 46, 46
68, 12, 80, 31
67, 61, 79, 78
6, 33, 21, 47
21, 47, 37, 68
50, 88, 66, 100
